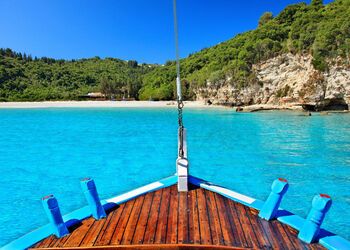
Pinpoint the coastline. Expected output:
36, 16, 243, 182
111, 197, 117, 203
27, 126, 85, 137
0, 101, 348, 113
0, 100, 221, 109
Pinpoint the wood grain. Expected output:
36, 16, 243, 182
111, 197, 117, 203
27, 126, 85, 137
32, 185, 325, 250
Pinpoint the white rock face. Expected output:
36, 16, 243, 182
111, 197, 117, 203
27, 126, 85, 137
195, 53, 350, 109
325, 66, 350, 102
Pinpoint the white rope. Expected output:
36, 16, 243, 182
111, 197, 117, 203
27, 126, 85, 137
173, 0, 185, 159
173, 0, 182, 102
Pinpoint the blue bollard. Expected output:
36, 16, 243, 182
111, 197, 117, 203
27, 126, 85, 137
259, 178, 289, 220
298, 194, 332, 243
42, 195, 69, 238
80, 178, 106, 219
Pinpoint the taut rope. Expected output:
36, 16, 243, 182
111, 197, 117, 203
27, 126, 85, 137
173, 0, 185, 159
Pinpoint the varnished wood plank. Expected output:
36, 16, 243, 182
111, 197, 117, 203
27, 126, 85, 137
48, 234, 70, 247
214, 194, 235, 246
31, 186, 325, 250
230, 201, 259, 249
93, 207, 117, 246
120, 195, 145, 244
80, 219, 108, 246
258, 219, 284, 249
178, 192, 189, 244
131, 192, 154, 244
166, 185, 179, 244
309, 243, 326, 250
284, 223, 325, 249
34, 235, 56, 248
93, 210, 114, 245
33, 236, 50, 248
205, 190, 224, 245
143, 188, 163, 244
243, 206, 271, 249
110, 199, 136, 245
63, 218, 95, 247
223, 197, 248, 247
281, 224, 309, 250
269, 220, 292, 249
271, 220, 298, 249
196, 188, 212, 245
95, 204, 126, 246
188, 188, 200, 244
154, 186, 171, 244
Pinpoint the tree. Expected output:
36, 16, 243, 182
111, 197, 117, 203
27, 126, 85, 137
100, 77, 114, 100
258, 12, 273, 27
311, 0, 323, 7
100, 77, 107, 98
127, 60, 138, 68
345, 38, 350, 65
276, 3, 306, 25
0, 0, 349, 102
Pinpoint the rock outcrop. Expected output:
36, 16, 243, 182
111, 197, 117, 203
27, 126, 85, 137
195, 53, 350, 111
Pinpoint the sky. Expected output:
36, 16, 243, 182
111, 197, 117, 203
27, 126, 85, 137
0, 0, 333, 64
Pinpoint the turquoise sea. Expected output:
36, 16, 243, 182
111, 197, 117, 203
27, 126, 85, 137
0, 108, 349, 246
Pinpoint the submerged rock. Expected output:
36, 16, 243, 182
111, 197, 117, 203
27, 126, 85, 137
236, 106, 243, 112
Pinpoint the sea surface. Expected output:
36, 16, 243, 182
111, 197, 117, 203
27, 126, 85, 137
0, 108, 349, 246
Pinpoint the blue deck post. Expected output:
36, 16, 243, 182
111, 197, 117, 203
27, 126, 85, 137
259, 178, 289, 220
80, 178, 106, 219
298, 194, 332, 243
42, 195, 69, 238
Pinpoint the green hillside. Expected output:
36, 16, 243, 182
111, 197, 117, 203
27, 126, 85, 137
139, 0, 350, 100
0, 50, 155, 101
0, 0, 349, 102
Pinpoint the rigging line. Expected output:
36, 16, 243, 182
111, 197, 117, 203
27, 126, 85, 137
173, 0, 181, 91
173, 0, 185, 158
173, 0, 182, 110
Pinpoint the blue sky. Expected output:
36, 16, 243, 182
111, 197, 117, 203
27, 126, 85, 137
0, 0, 333, 63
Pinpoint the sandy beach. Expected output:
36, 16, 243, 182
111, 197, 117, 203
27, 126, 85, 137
0, 101, 316, 112
0, 100, 221, 109
3, 101, 346, 113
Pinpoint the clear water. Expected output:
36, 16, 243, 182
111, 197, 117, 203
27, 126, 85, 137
0, 108, 349, 246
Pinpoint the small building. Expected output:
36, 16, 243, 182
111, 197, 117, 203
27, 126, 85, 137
79, 92, 106, 100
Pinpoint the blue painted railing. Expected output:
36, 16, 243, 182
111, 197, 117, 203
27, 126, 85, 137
1, 174, 349, 250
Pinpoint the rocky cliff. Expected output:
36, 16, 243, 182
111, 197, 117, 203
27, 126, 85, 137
195, 53, 350, 111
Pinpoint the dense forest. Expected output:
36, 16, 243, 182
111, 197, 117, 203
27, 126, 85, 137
0, 50, 155, 101
139, 0, 350, 100
0, 0, 349, 101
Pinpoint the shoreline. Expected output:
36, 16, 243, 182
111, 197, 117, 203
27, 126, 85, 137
0, 101, 348, 113
0, 101, 222, 109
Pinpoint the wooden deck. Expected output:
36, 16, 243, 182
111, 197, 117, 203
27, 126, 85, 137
32, 185, 325, 249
